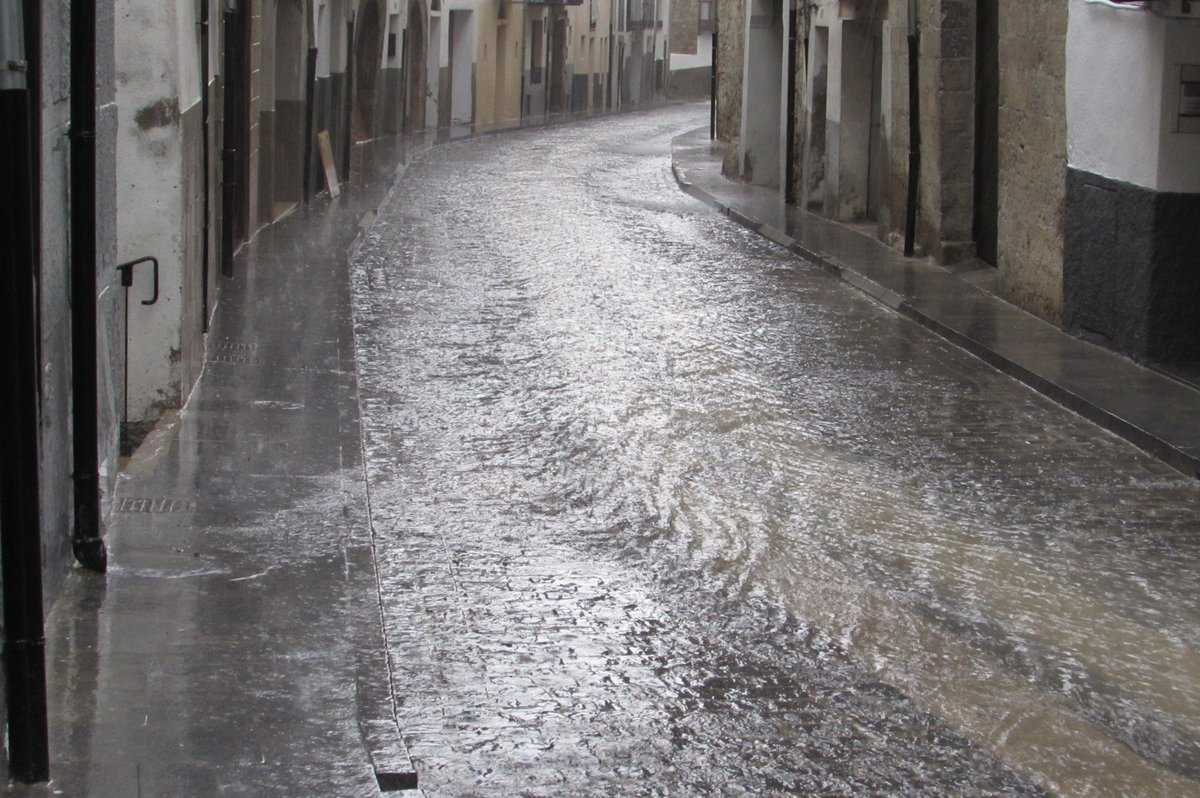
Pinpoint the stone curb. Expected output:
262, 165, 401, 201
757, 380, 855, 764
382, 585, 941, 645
670, 160, 1200, 480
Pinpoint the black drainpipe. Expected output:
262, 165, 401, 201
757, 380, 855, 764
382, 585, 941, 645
0, 0, 51, 781
303, 44, 318, 202
903, 0, 920, 257
783, 5, 797, 204
69, 0, 107, 572
199, 0, 211, 332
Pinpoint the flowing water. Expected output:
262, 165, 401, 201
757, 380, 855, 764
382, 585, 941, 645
351, 105, 1200, 796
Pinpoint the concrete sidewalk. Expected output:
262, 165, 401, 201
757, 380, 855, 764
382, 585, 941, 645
10, 138, 418, 797
671, 127, 1200, 479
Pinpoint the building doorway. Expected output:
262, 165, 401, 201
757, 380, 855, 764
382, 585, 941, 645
448, 9, 474, 125
974, 0, 1000, 265
353, 0, 384, 140
804, 25, 828, 211
548, 12, 567, 113
838, 19, 881, 221
271, 0, 305, 218
405, 0, 427, 131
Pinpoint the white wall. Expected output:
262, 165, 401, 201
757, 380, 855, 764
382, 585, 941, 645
1066, 0, 1164, 189
1066, 0, 1200, 193
116, 0, 192, 421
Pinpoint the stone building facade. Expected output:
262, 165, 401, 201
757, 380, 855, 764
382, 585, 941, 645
718, 0, 1199, 367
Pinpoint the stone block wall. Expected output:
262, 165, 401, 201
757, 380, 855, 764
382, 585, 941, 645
715, 0, 743, 143
996, 0, 1067, 322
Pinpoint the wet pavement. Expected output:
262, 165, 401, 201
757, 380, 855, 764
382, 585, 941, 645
351, 104, 1200, 795
19, 103, 1200, 797
671, 127, 1200, 479
11, 139, 413, 797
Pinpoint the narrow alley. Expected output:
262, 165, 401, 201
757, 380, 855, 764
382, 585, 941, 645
350, 105, 1200, 796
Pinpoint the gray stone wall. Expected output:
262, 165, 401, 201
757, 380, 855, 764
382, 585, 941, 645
921, 0, 977, 263
787, 8, 807, 204
715, 0, 743, 144
996, 0, 1066, 323
39, 0, 78, 605
885, 2, 911, 248
667, 65, 710, 100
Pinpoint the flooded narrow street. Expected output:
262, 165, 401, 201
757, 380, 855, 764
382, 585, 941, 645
351, 105, 1200, 796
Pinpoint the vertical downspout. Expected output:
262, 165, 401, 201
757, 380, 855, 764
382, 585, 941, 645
0, 0, 51, 781
200, 0, 211, 332
903, 0, 920, 256
69, 0, 108, 573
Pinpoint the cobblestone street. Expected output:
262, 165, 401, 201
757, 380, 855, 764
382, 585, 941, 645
351, 105, 1200, 796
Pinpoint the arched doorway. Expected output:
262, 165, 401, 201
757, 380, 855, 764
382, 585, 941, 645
271, 0, 305, 217
353, 0, 385, 141
405, 0, 427, 132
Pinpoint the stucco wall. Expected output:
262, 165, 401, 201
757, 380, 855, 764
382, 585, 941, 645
38, 1, 79, 601
996, 0, 1067, 322
116, 0, 189, 427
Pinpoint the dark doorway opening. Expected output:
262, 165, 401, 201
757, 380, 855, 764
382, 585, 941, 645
222, 0, 250, 272
405, 0, 427, 131
974, 0, 999, 266
272, 0, 305, 216
549, 13, 567, 113
784, 3, 798, 204
354, 0, 384, 140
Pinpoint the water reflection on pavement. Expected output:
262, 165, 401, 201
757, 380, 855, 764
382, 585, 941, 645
351, 105, 1200, 796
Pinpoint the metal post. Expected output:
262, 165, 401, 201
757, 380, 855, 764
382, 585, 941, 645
302, 45, 317, 202
903, 0, 919, 257
69, 0, 108, 573
0, 0, 51, 780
